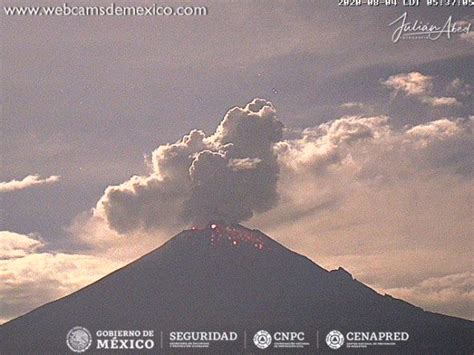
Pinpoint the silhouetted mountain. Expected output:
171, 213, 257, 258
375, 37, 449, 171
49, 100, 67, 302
0, 224, 472, 353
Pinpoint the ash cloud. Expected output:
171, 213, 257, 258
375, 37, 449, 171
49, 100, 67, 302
97, 99, 283, 233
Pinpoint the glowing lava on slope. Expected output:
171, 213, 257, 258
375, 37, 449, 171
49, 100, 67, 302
191, 223, 266, 251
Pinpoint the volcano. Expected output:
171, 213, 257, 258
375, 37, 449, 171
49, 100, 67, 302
0, 224, 472, 353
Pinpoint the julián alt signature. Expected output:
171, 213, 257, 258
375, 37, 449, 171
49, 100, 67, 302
390, 12, 471, 43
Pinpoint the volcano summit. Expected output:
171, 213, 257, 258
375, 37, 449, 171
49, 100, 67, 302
0, 224, 472, 353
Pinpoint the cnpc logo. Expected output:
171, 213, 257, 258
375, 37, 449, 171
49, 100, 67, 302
253, 330, 272, 349
253, 330, 305, 349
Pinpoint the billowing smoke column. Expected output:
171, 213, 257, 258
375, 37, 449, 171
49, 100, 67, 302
97, 99, 284, 233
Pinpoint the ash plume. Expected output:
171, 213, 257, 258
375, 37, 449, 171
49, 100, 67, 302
97, 99, 283, 233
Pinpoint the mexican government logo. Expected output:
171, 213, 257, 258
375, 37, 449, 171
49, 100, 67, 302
253, 330, 272, 349
326, 330, 345, 350
66, 326, 93, 353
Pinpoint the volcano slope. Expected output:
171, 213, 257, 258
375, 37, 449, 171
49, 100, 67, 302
0, 224, 472, 353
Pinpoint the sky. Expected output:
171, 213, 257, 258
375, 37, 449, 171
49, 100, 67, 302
1, 1, 473, 324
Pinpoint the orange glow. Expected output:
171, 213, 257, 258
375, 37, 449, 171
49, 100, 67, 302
207, 224, 266, 251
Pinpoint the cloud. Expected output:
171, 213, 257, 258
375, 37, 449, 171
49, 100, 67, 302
275, 115, 390, 172
384, 272, 474, 320
405, 118, 463, 141
383, 72, 433, 96
251, 114, 473, 319
228, 157, 262, 171
97, 99, 283, 232
314, 252, 474, 320
420, 96, 461, 107
0, 231, 44, 259
0, 175, 60, 193
264, 114, 473, 238
340, 102, 367, 109
339, 102, 378, 116
67, 212, 166, 261
382, 72, 461, 108
0, 231, 123, 325
460, 31, 474, 44
447, 78, 472, 98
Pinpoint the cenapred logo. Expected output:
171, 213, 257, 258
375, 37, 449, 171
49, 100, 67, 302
253, 330, 272, 349
326, 330, 344, 350
66, 326, 92, 353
